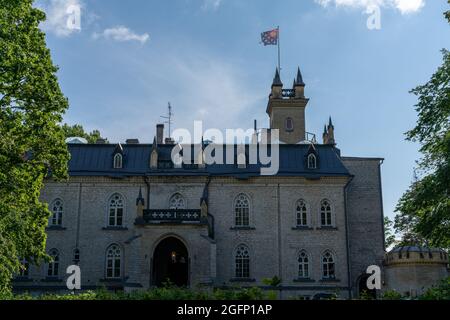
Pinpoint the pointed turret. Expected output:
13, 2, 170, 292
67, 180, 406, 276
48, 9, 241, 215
272, 68, 283, 87
136, 187, 145, 206
150, 136, 159, 169
294, 67, 306, 98
328, 117, 334, 130
294, 67, 305, 86
114, 143, 124, 154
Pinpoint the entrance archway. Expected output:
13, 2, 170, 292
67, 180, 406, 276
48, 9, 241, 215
152, 237, 189, 287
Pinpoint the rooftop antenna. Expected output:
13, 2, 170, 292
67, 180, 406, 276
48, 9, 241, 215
160, 102, 173, 138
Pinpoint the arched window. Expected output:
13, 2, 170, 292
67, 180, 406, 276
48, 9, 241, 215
47, 249, 59, 277
50, 199, 63, 226
113, 153, 123, 169
322, 251, 335, 279
234, 194, 250, 227
108, 194, 124, 226
169, 193, 186, 209
235, 245, 250, 279
285, 117, 294, 132
106, 244, 121, 279
295, 199, 308, 226
307, 153, 317, 169
298, 251, 309, 278
320, 199, 333, 227
73, 248, 80, 263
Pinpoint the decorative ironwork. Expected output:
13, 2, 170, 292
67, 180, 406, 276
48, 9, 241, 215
143, 209, 201, 223
281, 89, 296, 98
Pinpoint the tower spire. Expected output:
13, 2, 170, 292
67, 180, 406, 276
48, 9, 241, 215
295, 67, 305, 86
272, 67, 283, 87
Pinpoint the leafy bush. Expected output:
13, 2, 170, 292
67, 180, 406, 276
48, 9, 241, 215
381, 290, 403, 300
419, 277, 450, 300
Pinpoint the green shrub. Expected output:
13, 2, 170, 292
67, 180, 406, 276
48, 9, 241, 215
381, 290, 402, 300
419, 277, 450, 300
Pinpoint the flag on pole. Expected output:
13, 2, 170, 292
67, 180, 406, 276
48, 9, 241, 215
260, 28, 279, 46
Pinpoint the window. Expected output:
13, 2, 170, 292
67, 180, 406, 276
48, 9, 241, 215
234, 194, 250, 227
235, 245, 250, 279
113, 153, 123, 169
73, 248, 80, 263
19, 259, 29, 278
295, 199, 308, 226
322, 251, 335, 279
320, 199, 333, 227
169, 193, 186, 209
285, 117, 294, 132
50, 199, 63, 226
307, 153, 317, 169
106, 244, 121, 279
108, 194, 124, 226
298, 251, 309, 278
47, 249, 59, 277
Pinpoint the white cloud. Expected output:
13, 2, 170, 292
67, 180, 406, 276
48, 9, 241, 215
201, 0, 222, 11
36, 0, 83, 37
92, 26, 150, 44
314, 0, 425, 14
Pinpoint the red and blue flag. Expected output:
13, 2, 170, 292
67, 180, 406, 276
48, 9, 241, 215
261, 28, 279, 46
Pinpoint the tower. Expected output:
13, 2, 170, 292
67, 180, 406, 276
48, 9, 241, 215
266, 67, 309, 144
322, 117, 336, 145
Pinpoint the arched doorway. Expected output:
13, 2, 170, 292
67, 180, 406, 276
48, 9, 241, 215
152, 237, 189, 287
358, 274, 377, 299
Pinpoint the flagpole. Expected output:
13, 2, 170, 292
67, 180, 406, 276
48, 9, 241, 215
277, 26, 281, 75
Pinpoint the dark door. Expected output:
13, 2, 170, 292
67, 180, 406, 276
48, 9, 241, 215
153, 237, 189, 287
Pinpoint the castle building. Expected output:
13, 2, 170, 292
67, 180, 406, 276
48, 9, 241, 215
13, 68, 386, 299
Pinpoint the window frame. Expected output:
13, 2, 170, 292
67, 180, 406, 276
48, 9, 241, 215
285, 117, 294, 132
234, 244, 250, 279
307, 153, 317, 169
113, 153, 123, 169
321, 250, 336, 280
49, 198, 63, 227
233, 193, 251, 227
108, 193, 125, 227
298, 250, 310, 279
169, 193, 186, 209
295, 199, 309, 227
47, 248, 60, 278
105, 244, 122, 279
320, 199, 334, 227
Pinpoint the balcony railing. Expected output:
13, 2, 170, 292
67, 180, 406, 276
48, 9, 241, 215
281, 89, 296, 98
142, 209, 202, 223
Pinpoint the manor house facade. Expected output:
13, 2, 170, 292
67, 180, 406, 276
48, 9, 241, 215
13, 68, 385, 299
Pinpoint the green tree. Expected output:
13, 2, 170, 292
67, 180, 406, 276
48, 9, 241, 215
394, 5, 450, 249
62, 123, 107, 144
384, 217, 397, 250
0, 0, 69, 293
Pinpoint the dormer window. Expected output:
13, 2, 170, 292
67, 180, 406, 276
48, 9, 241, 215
307, 153, 317, 169
285, 117, 294, 132
113, 153, 123, 169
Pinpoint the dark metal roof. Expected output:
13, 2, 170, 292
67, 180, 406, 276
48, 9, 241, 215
66, 143, 350, 178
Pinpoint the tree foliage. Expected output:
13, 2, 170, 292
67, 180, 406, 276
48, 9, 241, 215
62, 123, 107, 144
383, 217, 397, 250
395, 43, 450, 249
0, 0, 69, 293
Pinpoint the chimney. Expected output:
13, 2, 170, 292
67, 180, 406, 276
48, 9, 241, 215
126, 139, 139, 144
156, 124, 164, 144
96, 138, 106, 144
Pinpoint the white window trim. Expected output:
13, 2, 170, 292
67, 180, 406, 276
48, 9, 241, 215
294, 199, 310, 227
113, 153, 123, 169
319, 199, 335, 227
233, 193, 252, 228
105, 244, 122, 279
233, 244, 251, 279
107, 193, 126, 227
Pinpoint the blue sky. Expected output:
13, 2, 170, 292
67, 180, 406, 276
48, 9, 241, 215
35, 0, 449, 224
